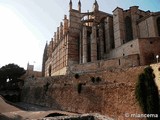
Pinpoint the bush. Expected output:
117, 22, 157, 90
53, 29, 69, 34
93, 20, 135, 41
74, 73, 80, 79
135, 74, 147, 113
135, 66, 159, 117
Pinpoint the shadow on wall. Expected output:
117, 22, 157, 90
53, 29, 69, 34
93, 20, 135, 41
4, 94, 20, 103
21, 85, 63, 110
77, 85, 103, 113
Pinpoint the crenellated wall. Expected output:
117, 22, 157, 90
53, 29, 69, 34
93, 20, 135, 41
21, 66, 146, 120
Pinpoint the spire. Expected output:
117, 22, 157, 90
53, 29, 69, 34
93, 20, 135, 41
64, 14, 67, 19
63, 15, 68, 34
93, 0, 99, 12
69, 0, 72, 11
78, 0, 81, 12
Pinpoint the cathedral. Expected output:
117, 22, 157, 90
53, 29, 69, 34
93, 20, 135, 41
42, 0, 160, 77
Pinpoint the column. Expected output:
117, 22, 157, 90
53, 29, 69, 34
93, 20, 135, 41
82, 26, 87, 63
99, 24, 104, 59
79, 31, 82, 63
91, 26, 97, 62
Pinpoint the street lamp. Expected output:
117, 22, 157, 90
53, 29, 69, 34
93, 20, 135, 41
156, 55, 159, 63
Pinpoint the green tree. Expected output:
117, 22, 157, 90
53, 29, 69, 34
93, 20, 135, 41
135, 66, 159, 119
0, 63, 26, 90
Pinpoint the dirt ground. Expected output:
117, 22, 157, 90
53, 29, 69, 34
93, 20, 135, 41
0, 96, 77, 120
0, 96, 21, 113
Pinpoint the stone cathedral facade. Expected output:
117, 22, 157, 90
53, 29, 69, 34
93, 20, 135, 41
42, 0, 160, 77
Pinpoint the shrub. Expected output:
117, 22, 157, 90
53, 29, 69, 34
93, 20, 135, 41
74, 73, 80, 79
135, 73, 147, 113
135, 66, 159, 117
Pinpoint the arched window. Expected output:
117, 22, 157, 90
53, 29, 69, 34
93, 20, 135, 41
157, 17, 160, 36
125, 16, 133, 42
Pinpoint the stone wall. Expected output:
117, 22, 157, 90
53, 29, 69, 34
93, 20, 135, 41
138, 37, 160, 65
138, 16, 156, 38
106, 37, 160, 66
107, 39, 140, 59
21, 66, 146, 120
69, 54, 140, 74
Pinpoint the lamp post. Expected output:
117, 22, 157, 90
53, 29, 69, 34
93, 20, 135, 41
156, 55, 159, 63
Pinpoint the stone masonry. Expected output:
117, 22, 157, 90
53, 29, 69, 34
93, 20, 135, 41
22, 66, 146, 120
42, 0, 160, 76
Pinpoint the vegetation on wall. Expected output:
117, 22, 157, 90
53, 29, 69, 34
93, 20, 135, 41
90, 76, 101, 83
77, 82, 86, 94
74, 73, 80, 79
135, 66, 159, 118
77, 83, 83, 94
91, 77, 95, 83
43, 82, 50, 94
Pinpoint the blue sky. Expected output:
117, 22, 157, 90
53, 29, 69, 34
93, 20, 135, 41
0, 0, 159, 71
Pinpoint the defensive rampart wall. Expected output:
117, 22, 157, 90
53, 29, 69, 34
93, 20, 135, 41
21, 66, 145, 120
